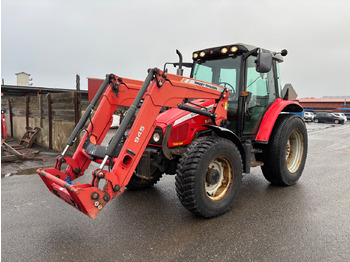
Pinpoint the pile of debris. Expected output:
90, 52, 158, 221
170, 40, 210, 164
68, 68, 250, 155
1, 127, 41, 162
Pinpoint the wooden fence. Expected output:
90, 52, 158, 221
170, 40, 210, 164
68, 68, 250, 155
1, 92, 89, 154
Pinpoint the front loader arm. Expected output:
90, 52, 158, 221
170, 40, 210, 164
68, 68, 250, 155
37, 68, 229, 219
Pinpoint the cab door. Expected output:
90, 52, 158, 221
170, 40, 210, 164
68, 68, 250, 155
242, 55, 277, 136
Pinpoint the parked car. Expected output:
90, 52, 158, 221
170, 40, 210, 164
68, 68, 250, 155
332, 113, 347, 122
314, 112, 345, 124
304, 112, 315, 122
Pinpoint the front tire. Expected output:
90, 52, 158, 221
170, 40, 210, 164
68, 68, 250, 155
175, 137, 242, 218
261, 114, 308, 186
126, 169, 163, 190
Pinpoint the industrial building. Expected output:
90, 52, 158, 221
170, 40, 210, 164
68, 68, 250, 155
298, 97, 350, 119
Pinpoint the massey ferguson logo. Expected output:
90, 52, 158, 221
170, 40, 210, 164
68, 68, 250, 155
134, 125, 145, 143
180, 78, 224, 92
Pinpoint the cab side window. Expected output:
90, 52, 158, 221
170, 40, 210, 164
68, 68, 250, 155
244, 55, 276, 135
275, 62, 282, 98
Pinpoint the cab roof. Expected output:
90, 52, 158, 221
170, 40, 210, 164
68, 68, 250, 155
193, 43, 284, 62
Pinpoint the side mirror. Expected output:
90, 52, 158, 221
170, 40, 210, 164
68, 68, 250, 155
255, 52, 272, 73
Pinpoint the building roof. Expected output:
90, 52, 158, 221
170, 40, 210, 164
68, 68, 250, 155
15, 72, 31, 76
1, 85, 88, 98
299, 98, 348, 103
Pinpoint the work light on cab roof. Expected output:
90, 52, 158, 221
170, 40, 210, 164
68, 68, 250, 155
193, 45, 239, 60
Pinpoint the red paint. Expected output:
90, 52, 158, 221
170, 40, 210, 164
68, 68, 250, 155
153, 98, 215, 147
38, 70, 303, 219
1, 111, 7, 140
37, 70, 229, 219
255, 98, 303, 142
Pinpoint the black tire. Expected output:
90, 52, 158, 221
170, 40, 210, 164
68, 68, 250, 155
261, 114, 308, 186
126, 169, 163, 190
314, 118, 319, 123
175, 137, 242, 218
335, 119, 339, 124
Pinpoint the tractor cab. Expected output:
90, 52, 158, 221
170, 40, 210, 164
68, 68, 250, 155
190, 44, 286, 139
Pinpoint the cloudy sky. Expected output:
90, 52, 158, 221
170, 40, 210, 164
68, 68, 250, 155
1, 0, 350, 98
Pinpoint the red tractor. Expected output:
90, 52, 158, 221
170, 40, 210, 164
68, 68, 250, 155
37, 43, 307, 219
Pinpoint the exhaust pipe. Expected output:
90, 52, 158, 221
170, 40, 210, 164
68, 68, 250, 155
176, 49, 183, 76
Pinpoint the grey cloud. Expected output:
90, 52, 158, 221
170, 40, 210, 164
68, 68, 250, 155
2, 0, 350, 97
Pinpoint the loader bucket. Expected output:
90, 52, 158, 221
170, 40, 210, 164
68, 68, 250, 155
37, 168, 107, 219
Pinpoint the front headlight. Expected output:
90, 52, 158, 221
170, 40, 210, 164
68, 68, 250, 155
149, 127, 163, 145
152, 132, 161, 143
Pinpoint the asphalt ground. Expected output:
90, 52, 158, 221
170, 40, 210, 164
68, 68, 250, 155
1, 122, 350, 261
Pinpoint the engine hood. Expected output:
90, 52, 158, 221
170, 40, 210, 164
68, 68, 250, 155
149, 99, 216, 148
154, 99, 215, 127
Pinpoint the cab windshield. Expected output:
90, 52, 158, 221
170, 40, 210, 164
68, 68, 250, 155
192, 57, 241, 99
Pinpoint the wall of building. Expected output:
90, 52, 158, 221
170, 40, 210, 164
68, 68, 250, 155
16, 73, 30, 86
298, 98, 350, 119
299, 98, 348, 112
1, 92, 89, 154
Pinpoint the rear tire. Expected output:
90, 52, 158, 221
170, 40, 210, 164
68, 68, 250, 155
175, 137, 242, 218
335, 120, 339, 124
314, 118, 319, 123
261, 114, 308, 186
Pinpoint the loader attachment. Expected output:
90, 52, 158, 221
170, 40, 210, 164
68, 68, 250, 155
37, 168, 105, 218
36, 68, 229, 219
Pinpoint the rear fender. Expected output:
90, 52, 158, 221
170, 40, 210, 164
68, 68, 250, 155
203, 125, 247, 173
255, 98, 303, 142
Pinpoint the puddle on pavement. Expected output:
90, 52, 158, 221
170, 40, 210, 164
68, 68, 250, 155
1, 168, 38, 178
